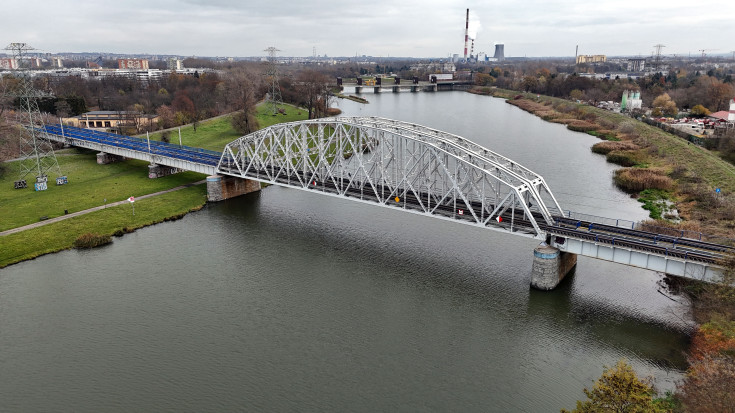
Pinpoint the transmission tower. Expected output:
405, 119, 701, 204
653, 44, 665, 72
264, 46, 283, 115
5, 42, 64, 190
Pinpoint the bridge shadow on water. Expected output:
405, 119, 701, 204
208, 188, 690, 371
527, 268, 690, 371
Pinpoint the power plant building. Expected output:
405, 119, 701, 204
493, 44, 505, 61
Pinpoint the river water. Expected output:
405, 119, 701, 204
0, 92, 691, 412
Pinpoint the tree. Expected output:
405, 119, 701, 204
297, 70, 331, 119
231, 109, 259, 135
678, 355, 735, 412
690, 104, 711, 117
652, 93, 678, 117
562, 360, 667, 413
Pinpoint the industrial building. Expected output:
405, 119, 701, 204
62, 111, 159, 134
621, 90, 642, 112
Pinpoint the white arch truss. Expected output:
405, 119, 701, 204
217, 116, 564, 239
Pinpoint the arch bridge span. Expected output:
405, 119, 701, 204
218, 116, 564, 240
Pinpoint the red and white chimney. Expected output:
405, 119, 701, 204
463, 8, 469, 61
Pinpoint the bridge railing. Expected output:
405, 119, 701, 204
563, 210, 637, 230
563, 209, 735, 246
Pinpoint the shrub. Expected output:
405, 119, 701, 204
613, 168, 674, 193
597, 118, 615, 130
591, 141, 639, 155
562, 360, 667, 413
73, 233, 112, 249
617, 121, 637, 135
678, 355, 735, 412
567, 120, 599, 132
606, 150, 645, 167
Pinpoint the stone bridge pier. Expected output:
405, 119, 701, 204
206, 175, 261, 202
97, 152, 124, 164
530, 243, 577, 290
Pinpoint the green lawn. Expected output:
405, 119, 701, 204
147, 102, 309, 151
0, 150, 206, 232
0, 185, 206, 268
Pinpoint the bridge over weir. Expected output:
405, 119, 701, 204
40, 118, 732, 288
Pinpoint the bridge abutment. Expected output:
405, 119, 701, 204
206, 175, 261, 202
97, 152, 124, 164
530, 244, 577, 290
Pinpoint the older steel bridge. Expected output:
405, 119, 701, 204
41, 117, 732, 282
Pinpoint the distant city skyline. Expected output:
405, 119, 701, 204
5, 0, 735, 59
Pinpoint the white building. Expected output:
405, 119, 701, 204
621, 90, 642, 112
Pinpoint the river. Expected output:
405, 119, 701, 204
0, 92, 691, 412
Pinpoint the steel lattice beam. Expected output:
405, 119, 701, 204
218, 117, 565, 239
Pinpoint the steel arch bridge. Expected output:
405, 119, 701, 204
217, 117, 564, 239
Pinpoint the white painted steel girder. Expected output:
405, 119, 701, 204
218, 116, 565, 239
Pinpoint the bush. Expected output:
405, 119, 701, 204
562, 359, 667, 413
613, 168, 674, 193
591, 141, 638, 155
567, 120, 599, 132
678, 355, 735, 412
73, 233, 112, 249
617, 121, 638, 135
606, 150, 645, 167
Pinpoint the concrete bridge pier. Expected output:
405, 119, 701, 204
148, 163, 180, 179
206, 175, 261, 202
530, 243, 577, 290
97, 152, 124, 164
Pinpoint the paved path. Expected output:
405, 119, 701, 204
0, 180, 206, 237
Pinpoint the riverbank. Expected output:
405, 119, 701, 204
0, 102, 309, 269
470, 86, 735, 240
470, 86, 735, 409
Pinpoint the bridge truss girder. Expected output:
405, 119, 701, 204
218, 117, 564, 239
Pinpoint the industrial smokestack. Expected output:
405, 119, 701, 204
464, 8, 469, 61
470, 39, 475, 60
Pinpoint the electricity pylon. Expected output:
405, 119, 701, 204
264, 46, 284, 115
5, 42, 64, 190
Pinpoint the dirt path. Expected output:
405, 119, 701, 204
0, 180, 206, 237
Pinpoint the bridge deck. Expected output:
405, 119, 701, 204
42, 124, 221, 175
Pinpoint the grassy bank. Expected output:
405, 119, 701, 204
471, 87, 735, 237
147, 103, 309, 151
1, 102, 310, 268
0, 185, 206, 268
0, 151, 205, 232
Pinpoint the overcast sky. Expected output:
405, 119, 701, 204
5, 0, 734, 59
